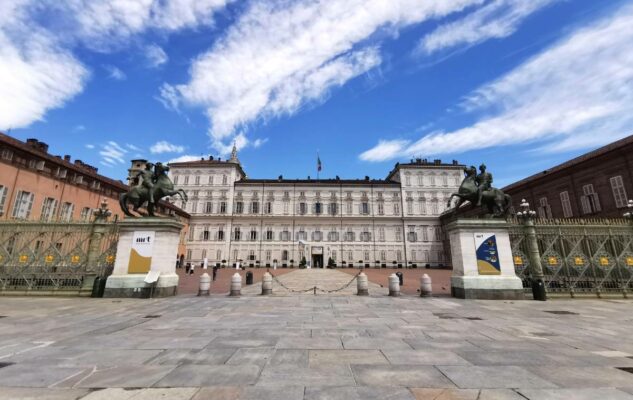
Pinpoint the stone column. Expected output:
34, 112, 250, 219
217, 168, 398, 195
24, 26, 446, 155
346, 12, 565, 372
388, 273, 400, 296
230, 273, 242, 296
198, 272, 211, 296
357, 272, 368, 296
262, 272, 272, 295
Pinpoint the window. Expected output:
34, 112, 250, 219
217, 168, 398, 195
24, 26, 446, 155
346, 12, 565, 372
380, 250, 386, 261
361, 202, 369, 215
265, 202, 272, 214
419, 198, 427, 215
217, 229, 225, 241
266, 229, 274, 241
249, 250, 255, 261
417, 174, 423, 186
361, 228, 371, 242
299, 202, 307, 215
405, 174, 411, 186
251, 201, 259, 214
395, 227, 402, 242
250, 229, 257, 241
234, 227, 241, 241
280, 230, 290, 241
206, 202, 213, 213
442, 174, 448, 186
265, 250, 272, 261
80, 207, 91, 221
345, 229, 355, 242
610, 176, 628, 208
1, 149, 13, 161
203, 229, 210, 241
393, 202, 400, 215
581, 184, 601, 214
312, 230, 323, 241
346, 201, 353, 214
222, 175, 228, 185
219, 202, 227, 213
431, 200, 439, 215
363, 251, 370, 261
407, 226, 417, 242
216, 250, 222, 260
186, 249, 192, 260
282, 250, 289, 261
378, 227, 385, 242
235, 201, 244, 214
40, 197, 57, 221
331, 250, 337, 261
407, 200, 413, 214
422, 226, 429, 241
314, 202, 322, 215
173, 176, 179, 185
411, 250, 417, 261
0, 185, 8, 215
12, 191, 34, 219
396, 250, 402, 261
191, 202, 197, 214
208, 176, 214, 185
188, 227, 195, 241
377, 202, 384, 215
283, 201, 289, 214
329, 203, 338, 215
328, 231, 339, 242
184, 176, 189, 185
195, 176, 200, 185
297, 229, 307, 241
538, 197, 552, 219
59, 202, 74, 222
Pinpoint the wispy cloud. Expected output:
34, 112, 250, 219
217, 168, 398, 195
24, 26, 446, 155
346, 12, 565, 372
145, 44, 168, 68
150, 140, 185, 154
168, 154, 204, 164
99, 141, 128, 166
104, 65, 126, 81
419, 0, 560, 54
361, 3, 633, 161
85, 144, 95, 149
161, 0, 486, 153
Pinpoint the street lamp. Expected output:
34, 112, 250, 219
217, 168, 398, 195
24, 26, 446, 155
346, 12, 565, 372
517, 199, 546, 301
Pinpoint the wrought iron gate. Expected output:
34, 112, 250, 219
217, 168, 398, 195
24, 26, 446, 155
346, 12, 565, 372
0, 220, 119, 295
510, 218, 633, 297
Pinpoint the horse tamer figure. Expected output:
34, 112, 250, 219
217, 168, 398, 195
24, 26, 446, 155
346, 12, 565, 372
447, 164, 511, 217
119, 162, 187, 217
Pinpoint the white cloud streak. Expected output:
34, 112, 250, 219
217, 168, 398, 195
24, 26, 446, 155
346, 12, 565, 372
99, 141, 128, 166
150, 140, 185, 154
419, 0, 560, 54
104, 65, 126, 80
162, 0, 486, 153
361, 4, 633, 161
145, 44, 168, 68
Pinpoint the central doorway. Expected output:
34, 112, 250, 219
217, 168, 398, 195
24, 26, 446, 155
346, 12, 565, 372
311, 254, 324, 268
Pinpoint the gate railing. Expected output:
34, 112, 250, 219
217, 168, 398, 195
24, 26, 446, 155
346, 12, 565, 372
0, 201, 119, 295
509, 216, 633, 298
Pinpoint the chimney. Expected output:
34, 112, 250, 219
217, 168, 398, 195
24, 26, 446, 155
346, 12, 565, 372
64, 155, 71, 162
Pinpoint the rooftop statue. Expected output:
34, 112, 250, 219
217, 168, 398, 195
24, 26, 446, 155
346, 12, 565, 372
447, 164, 511, 217
120, 162, 188, 217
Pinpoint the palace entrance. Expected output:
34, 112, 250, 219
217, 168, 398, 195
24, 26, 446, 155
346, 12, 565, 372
311, 246, 324, 268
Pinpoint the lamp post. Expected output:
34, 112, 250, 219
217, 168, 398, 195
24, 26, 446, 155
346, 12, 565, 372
516, 199, 546, 301
623, 200, 633, 223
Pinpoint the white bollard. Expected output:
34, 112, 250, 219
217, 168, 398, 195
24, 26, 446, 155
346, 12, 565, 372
230, 273, 242, 296
197, 272, 211, 296
357, 272, 368, 296
420, 273, 432, 297
388, 273, 400, 297
262, 272, 273, 295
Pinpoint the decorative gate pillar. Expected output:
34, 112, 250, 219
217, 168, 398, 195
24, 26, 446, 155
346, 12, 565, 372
446, 219, 524, 300
104, 217, 183, 298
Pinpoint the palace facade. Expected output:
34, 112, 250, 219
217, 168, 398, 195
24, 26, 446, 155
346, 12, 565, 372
169, 146, 463, 268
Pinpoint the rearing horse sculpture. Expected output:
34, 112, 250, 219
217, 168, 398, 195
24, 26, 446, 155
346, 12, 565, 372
447, 166, 511, 217
119, 162, 188, 217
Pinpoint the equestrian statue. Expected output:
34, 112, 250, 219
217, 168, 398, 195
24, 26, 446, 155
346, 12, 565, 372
447, 164, 511, 217
119, 162, 188, 217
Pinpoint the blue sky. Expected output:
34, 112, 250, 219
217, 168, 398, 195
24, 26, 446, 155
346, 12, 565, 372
2, 0, 632, 187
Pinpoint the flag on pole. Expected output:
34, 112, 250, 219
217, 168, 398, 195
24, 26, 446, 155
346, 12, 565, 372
317, 154, 322, 172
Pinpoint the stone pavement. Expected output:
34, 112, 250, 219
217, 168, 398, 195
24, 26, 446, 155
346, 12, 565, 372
241, 268, 383, 295
0, 294, 633, 399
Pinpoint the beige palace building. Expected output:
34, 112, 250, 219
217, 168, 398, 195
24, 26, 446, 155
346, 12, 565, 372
169, 146, 464, 268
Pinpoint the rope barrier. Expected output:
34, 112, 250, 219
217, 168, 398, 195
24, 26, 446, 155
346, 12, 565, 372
269, 270, 361, 294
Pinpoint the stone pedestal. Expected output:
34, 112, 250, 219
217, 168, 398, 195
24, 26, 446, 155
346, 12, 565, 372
446, 219, 524, 300
104, 218, 183, 298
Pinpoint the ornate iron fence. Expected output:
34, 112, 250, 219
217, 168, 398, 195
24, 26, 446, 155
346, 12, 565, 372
509, 218, 633, 297
0, 220, 119, 295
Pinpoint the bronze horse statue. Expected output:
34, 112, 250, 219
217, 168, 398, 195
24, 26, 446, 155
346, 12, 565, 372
119, 162, 188, 217
447, 166, 511, 217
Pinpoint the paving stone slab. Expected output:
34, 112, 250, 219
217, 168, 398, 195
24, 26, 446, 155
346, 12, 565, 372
155, 364, 261, 387
525, 366, 633, 388
309, 350, 388, 366
410, 388, 526, 400
258, 364, 355, 386
191, 386, 241, 400
518, 388, 633, 400
351, 365, 456, 387
226, 348, 275, 367
207, 336, 279, 348
0, 364, 86, 388
342, 337, 412, 350
438, 366, 558, 389
382, 350, 471, 365
146, 348, 237, 365
0, 387, 89, 400
268, 349, 309, 366
74, 365, 177, 388
276, 337, 343, 350
305, 386, 415, 400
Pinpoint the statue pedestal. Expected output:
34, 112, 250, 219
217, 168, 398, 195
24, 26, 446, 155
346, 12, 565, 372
446, 219, 524, 300
104, 218, 183, 298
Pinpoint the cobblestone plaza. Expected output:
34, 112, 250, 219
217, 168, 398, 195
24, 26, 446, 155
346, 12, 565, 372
1, 269, 633, 399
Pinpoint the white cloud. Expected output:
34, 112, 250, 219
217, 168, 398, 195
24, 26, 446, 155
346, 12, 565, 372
361, 4, 633, 160
104, 65, 126, 80
0, 0, 232, 130
150, 140, 185, 154
162, 0, 486, 152
419, 0, 560, 54
168, 154, 204, 164
359, 139, 410, 162
99, 141, 128, 165
85, 143, 95, 149
126, 143, 142, 151
252, 138, 268, 148
145, 44, 168, 68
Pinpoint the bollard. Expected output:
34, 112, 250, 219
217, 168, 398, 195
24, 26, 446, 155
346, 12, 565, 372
357, 272, 369, 296
262, 272, 273, 295
230, 273, 242, 296
420, 273, 432, 297
197, 272, 211, 296
388, 273, 400, 297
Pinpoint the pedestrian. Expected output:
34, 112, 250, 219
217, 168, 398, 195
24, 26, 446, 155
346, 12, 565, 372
212, 266, 218, 281
189, 263, 195, 275
185, 263, 191, 274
